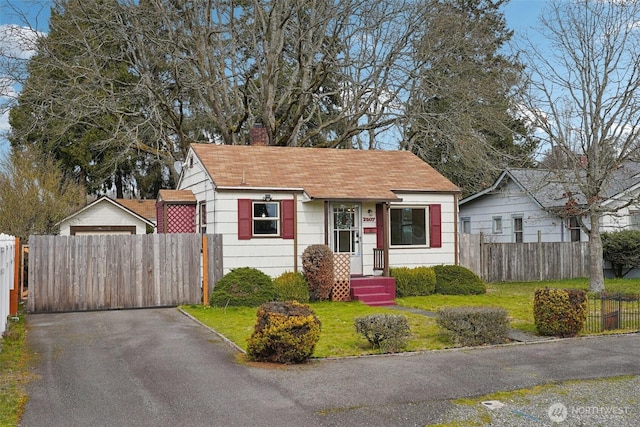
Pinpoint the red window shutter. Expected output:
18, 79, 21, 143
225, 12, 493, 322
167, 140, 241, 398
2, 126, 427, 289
282, 199, 295, 239
430, 204, 442, 248
238, 199, 252, 240
376, 203, 384, 248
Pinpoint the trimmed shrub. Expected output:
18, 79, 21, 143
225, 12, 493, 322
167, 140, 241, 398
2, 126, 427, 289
390, 266, 436, 297
433, 265, 486, 295
436, 306, 509, 347
533, 288, 587, 337
273, 271, 310, 303
210, 267, 275, 307
602, 230, 640, 278
302, 244, 334, 301
246, 301, 321, 364
354, 314, 411, 353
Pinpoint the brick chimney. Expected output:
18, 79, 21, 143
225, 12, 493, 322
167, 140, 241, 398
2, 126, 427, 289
250, 122, 268, 146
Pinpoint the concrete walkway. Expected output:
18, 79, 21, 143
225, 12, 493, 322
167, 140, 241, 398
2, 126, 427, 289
21, 308, 640, 427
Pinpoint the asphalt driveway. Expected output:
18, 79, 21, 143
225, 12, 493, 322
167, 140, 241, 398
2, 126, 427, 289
21, 308, 640, 426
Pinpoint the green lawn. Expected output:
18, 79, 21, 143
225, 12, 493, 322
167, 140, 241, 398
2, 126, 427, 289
184, 278, 640, 358
0, 310, 30, 427
183, 301, 452, 358
398, 278, 640, 334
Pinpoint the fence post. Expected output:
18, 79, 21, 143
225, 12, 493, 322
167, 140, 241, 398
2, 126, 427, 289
9, 237, 19, 315
479, 232, 485, 281
538, 230, 543, 281
202, 234, 209, 306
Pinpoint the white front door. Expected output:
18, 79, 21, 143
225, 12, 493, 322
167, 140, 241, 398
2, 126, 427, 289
331, 203, 362, 275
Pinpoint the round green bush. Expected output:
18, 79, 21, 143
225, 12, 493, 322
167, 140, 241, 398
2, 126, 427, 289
534, 288, 587, 337
246, 301, 321, 364
273, 271, 310, 303
433, 265, 486, 295
209, 267, 275, 307
390, 266, 436, 297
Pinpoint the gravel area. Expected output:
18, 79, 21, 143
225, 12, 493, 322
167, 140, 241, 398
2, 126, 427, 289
434, 375, 639, 426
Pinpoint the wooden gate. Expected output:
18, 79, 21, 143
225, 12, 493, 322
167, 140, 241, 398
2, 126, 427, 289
27, 234, 222, 313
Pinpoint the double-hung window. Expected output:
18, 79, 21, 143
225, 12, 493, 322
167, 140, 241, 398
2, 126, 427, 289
238, 199, 295, 240
567, 217, 581, 242
513, 216, 523, 243
253, 202, 280, 235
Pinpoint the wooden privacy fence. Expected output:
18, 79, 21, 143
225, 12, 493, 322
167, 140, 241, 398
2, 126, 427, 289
28, 234, 223, 313
459, 233, 589, 282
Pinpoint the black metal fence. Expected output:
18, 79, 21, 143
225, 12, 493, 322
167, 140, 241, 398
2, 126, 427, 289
583, 293, 640, 333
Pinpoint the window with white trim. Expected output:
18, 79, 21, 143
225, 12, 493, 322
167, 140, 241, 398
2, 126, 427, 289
199, 202, 207, 234
460, 217, 471, 234
253, 201, 279, 235
513, 216, 523, 243
630, 210, 640, 230
567, 217, 581, 242
492, 216, 502, 234
390, 207, 427, 246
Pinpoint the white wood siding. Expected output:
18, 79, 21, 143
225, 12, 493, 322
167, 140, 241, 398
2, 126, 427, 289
386, 193, 457, 269
178, 147, 458, 277
459, 180, 581, 242
59, 202, 149, 235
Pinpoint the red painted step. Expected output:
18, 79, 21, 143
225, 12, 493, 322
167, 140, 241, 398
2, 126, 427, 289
350, 276, 396, 306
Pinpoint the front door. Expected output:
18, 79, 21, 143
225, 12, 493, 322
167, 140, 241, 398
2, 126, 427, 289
331, 203, 362, 275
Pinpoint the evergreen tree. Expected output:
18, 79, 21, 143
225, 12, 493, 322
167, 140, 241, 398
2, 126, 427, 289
9, 0, 172, 197
403, 0, 537, 196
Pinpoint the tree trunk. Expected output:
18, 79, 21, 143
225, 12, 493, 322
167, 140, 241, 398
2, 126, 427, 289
588, 211, 605, 292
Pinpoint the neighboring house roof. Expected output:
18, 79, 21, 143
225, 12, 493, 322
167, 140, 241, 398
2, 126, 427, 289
157, 189, 197, 203
58, 196, 156, 228
189, 144, 459, 201
116, 199, 157, 222
460, 163, 640, 210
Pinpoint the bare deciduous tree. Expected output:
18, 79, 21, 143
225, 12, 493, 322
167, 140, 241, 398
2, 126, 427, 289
0, 146, 86, 240
520, 0, 640, 291
6, 0, 425, 196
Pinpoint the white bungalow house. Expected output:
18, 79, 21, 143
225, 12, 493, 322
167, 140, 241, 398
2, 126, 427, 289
173, 143, 461, 285
58, 196, 156, 235
459, 165, 640, 243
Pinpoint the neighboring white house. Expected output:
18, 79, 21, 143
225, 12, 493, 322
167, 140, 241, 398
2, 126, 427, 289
459, 165, 640, 243
58, 196, 156, 235
174, 143, 461, 277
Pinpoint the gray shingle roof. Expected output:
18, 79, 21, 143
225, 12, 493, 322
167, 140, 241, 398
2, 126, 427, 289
461, 162, 640, 209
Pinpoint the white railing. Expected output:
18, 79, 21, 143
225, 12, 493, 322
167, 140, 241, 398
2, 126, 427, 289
0, 233, 16, 334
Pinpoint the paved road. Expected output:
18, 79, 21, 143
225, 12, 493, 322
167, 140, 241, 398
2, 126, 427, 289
21, 308, 640, 427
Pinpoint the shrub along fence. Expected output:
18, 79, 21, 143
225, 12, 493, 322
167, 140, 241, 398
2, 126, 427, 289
28, 233, 223, 313
583, 293, 640, 333
459, 233, 589, 282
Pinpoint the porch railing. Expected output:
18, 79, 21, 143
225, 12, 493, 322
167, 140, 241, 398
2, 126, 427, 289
373, 248, 384, 271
